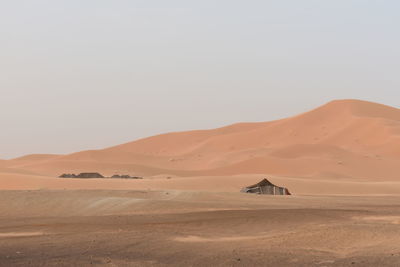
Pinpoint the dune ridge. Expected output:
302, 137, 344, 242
2, 99, 400, 181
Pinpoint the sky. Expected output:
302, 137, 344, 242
1, 0, 399, 158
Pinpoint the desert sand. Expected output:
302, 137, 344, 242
0, 191, 400, 266
1, 99, 400, 266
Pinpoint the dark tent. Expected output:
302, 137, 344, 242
241, 179, 291, 195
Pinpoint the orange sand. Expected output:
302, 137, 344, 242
1, 99, 400, 193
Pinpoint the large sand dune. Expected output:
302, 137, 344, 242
4, 99, 400, 182
2, 99, 400, 266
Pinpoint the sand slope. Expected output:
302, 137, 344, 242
3, 99, 400, 180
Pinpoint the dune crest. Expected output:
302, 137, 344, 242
3, 99, 400, 180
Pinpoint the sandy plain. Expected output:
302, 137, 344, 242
0, 189, 400, 266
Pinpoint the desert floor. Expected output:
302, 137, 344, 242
0, 181, 400, 266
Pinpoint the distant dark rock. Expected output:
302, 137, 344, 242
111, 174, 143, 179
76, 173, 104, 178
59, 173, 142, 179
59, 174, 77, 178
59, 173, 104, 178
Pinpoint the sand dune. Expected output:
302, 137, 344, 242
3, 99, 400, 181
2, 99, 400, 266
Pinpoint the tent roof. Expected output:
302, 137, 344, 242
246, 178, 276, 188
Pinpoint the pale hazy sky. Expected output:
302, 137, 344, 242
1, 1, 399, 158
